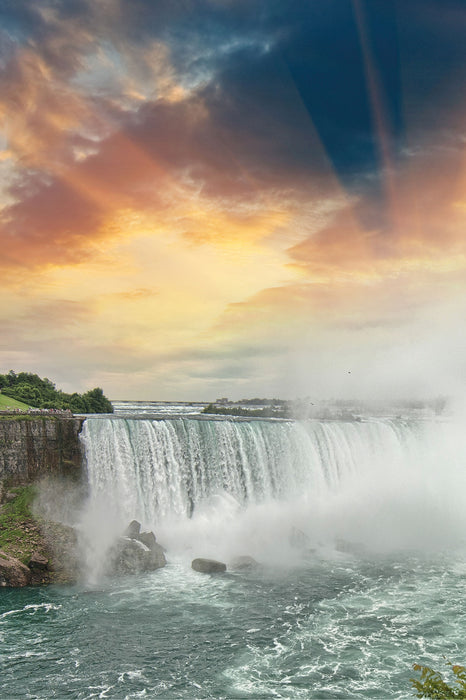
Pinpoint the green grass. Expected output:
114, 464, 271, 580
0, 485, 41, 563
0, 394, 30, 410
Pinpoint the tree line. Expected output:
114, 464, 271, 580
0, 371, 113, 414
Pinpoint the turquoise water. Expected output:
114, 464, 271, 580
3, 408, 466, 698
2, 551, 466, 699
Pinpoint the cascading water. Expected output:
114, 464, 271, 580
3, 408, 466, 699
80, 415, 466, 562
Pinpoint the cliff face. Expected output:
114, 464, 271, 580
0, 417, 85, 485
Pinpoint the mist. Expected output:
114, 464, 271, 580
75, 410, 466, 581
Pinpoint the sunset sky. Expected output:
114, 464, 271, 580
1, 0, 465, 401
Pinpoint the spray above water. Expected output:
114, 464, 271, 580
79, 414, 466, 572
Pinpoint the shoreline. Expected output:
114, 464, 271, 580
0, 484, 80, 587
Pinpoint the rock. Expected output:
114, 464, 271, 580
335, 538, 365, 556
229, 555, 259, 570
192, 558, 227, 574
107, 536, 166, 576
0, 550, 31, 587
124, 520, 141, 539
42, 521, 80, 584
28, 551, 49, 570
137, 531, 157, 550
144, 539, 167, 570
289, 526, 311, 549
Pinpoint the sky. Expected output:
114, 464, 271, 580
0, 0, 465, 401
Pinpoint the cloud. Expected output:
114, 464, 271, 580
0, 0, 465, 399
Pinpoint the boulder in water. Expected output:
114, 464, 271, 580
137, 531, 157, 550
289, 526, 311, 549
192, 558, 226, 574
229, 555, 259, 570
0, 550, 31, 587
335, 538, 365, 556
124, 520, 141, 539
105, 524, 167, 576
107, 536, 166, 576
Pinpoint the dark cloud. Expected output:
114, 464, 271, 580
1, 0, 465, 268
2, 177, 103, 267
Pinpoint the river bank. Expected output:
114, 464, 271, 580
0, 414, 86, 586
0, 484, 80, 586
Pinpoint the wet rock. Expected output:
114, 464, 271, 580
192, 558, 226, 574
28, 551, 49, 570
335, 538, 365, 556
137, 531, 157, 550
107, 533, 166, 576
0, 550, 31, 587
289, 527, 311, 549
124, 520, 141, 539
42, 521, 80, 584
229, 555, 259, 570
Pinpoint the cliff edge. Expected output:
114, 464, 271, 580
0, 416, 85, 586
0, 415, 85, 485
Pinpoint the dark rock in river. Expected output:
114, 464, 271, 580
137, 530, 158, 550
106, 525, 167, 576
289, 526, 311, 549
0, 550, 31, 587
229, 555, 259, 570
335, 538, 365, 556
192, 558, 227, 574
124, 520, 142, 539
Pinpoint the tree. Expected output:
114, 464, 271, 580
82, 387, 113, 413
0, 371, 113, 413
411, 661, 466, 698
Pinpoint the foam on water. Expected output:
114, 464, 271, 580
1, 552, 466, 698
2, 409, 465, 698
0, 602, 62, 620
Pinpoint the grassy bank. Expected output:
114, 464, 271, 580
0, 394, 29, 411
0, 485, 79, 583
0, 485, 42, 564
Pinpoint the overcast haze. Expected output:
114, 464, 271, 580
1, 0, 465, 401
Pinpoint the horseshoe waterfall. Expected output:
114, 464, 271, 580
2, 406, 466, 699
81, 415, 466, 557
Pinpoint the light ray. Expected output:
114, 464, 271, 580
352, 0, 399, 226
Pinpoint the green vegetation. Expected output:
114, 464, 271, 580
0, 485, 40, 564
0, 484, 80, 583
411, 661, 466, 698
0, 370, 113, 413
0, 393, 30, 410
203, 403, 289, 418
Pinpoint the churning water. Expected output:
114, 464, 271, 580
2, 406, 466, 699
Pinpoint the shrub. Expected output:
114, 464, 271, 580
411, 661, 466, 698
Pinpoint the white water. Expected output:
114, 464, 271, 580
80, 416, 466, 567
3, 411, 466, 699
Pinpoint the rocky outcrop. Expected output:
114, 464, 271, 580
192, 558, 226, 574
229, 555, 259, 570
41, 521, 81, 584
0, 518, 80, 587
106, 522, 166, 576
28, 551, 49, 570
0, 417, 85, 485
124, 520, 142, 539
0, 551, 31, 587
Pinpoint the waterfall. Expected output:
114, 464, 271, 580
79, 416, 466, 559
